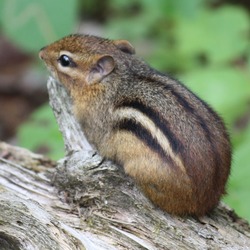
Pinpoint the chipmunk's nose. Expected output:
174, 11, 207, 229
39, 50, 44, 60
39, 47, 46, 60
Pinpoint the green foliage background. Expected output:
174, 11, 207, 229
1, 0, 250, 221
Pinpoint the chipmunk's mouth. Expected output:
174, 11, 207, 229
49, 69, 58, 80
38, 49, 44, 60
42, 63, 58, 80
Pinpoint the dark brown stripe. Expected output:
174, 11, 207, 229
134, 72, 223, 185
162, 79, 223, 187
113, 118, 174, 164
163, 83, 218, 141
115, 100, 184, 155
162, 83, 222, 180
134, 72, 215, 146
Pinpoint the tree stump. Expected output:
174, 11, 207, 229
0, 77, 249, 250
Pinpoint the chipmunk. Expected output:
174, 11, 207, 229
39, 34, 231, 216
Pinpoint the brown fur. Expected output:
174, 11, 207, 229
39, 34, 231, 216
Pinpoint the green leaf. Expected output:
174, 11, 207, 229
171, 0, 206, 18
176, 6, 250, 64
224, 123, 250, 222
180, 67, 250, 126
17, 104, 64, 160
0, 0, 77, 52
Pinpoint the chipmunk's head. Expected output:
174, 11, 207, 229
39, 34, 135, 90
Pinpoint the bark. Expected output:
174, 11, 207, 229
0, 77, 249, 250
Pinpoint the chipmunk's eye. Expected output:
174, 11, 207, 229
58, 55, 75, 67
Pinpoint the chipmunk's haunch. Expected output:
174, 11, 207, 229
39, 34, 231, 216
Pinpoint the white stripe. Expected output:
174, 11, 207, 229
114, 107, 186, 173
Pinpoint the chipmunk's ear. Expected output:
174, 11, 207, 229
88, 55, 115, 83
113, 39, 135, 54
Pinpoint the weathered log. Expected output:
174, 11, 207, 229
0, 77, 249, 250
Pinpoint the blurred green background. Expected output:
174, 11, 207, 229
0, 0, 249, 221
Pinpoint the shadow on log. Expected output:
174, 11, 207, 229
0, 77, 249, 249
